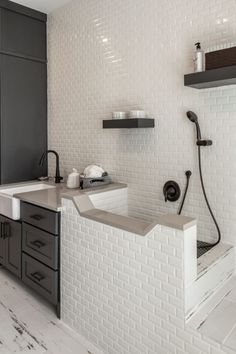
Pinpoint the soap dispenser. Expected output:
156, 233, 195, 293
194, 42, 204, 72
67, 168, 80, 189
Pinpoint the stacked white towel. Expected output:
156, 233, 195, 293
83, 165, 105, 178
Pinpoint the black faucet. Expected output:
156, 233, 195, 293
39, 150, 63, 184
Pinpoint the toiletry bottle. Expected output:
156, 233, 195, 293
67, 168, 80, 189
194, 42, 204, 72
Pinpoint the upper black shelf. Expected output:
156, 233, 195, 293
103, 118, 155, 129
184, 65, 236, 89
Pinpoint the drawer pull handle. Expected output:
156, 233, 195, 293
1, 222, 10, 239
30, 214, 44, 221
0, 223, 3, 239
30, 240, 45, 249
30, 272, 45, 282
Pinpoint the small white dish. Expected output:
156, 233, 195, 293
128, 110, 146, 118
112, 111, 126, 119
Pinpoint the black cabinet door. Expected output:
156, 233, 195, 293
0, 54, 47, 183
3, 217, 22, 278
0, 8, 47, 60
0, 216, 5, 265
22, 253, 58, 305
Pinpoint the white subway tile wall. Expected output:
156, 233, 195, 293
61, 198, 232, 354
48, 0, 236, 245
89, 188, 128, 216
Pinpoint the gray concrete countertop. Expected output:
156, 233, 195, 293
156, 214, 197, 232
67, 192, 196, 236
15, 181, 127, 211
0, 180, 196, 236
79, 208, 195, 235
80, 209, 158, 236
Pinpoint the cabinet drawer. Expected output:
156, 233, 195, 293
0, 9, 46, 60
22, 253, 58, 305
21, 202, 60, 235
22, 223, 58, 270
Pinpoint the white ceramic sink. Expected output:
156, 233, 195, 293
0, 183, 55, 220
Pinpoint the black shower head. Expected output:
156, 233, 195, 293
186, 111, 198, 123
186, 111, 201, 140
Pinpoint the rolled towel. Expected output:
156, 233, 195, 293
83, 164, 105, 178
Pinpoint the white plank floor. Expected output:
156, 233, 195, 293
0, 267, 88, 354
191, 276, 236, 353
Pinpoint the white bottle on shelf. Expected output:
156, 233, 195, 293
194, 42, 205, 72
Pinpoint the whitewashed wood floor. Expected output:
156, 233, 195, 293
189, 276, 236, 354
0, 267, 88, 354
198, 280, 236, 353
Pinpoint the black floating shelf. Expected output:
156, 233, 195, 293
103, 118, 155, 129
184, 65, 236, 89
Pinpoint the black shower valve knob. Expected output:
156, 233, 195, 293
163, 181, 181, 203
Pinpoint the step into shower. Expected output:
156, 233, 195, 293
188, 276, 236, 353
185, 243, 235, 320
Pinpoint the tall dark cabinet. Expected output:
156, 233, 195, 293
0, 1, 47, 183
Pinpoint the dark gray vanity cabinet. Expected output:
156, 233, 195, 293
0, 1, 47, 184
0, 201, 61, 317
21, 202, 60, 313
0, 216, 22, 278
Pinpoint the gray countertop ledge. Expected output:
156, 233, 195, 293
15, 182, 127, 211
66, 191, 196, 236
10, 181, 196, 236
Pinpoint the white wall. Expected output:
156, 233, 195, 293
48, 0, 236, 245
89, 188, 128, 216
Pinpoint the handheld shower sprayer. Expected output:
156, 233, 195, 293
186, 110, 198, 123
186, 111, 201, 140
186, 111, 198, 124
184, 111, 221, 248
186, 111, 212, 146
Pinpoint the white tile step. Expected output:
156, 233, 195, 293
197, 243, 234, 277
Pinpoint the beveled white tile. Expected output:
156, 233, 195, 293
48, 0, 236, 249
